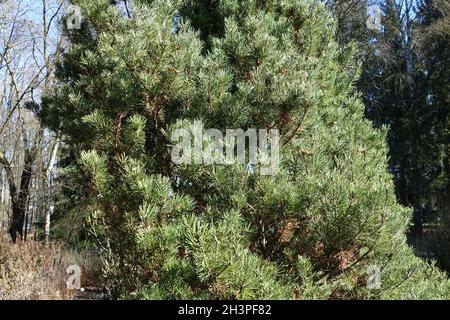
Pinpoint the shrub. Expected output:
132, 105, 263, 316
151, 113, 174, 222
0, 235, 101, 300
40, 0, 450, 299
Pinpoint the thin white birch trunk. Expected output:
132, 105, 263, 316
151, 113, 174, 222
44, 140, 59, 244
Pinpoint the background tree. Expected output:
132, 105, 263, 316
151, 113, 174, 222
0, 0, 65, 242
327, 0, 449, 266
415, 0, 450, 269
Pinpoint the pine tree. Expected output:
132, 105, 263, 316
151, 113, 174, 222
322, 0, 450, 272
40, 0, 449, 299
416, 0, 450, 271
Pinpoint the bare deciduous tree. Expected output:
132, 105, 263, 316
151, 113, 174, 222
0, 0, 65, 243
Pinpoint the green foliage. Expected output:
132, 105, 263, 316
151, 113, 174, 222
414, 0, 450, 272
40, 0, 450, 299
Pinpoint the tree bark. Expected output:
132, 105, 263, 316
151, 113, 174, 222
9, 149, 34, 243
404, 0, 423, 236
0, 147, 34, 243
44, 140, 59, 245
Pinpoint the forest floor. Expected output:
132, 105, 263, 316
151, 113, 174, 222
0, 234, 103, 300
73, 287, 107, 300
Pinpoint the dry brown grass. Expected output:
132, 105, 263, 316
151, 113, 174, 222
0, 234, 101, 300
